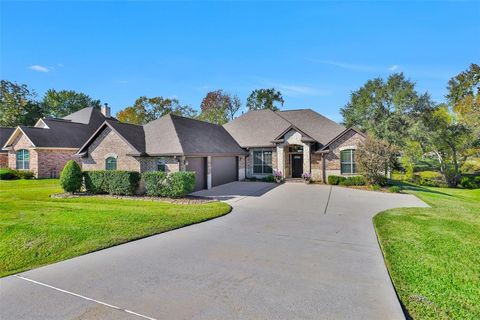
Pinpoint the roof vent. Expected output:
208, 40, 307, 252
101, 103, 111, 118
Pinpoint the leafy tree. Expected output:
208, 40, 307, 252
60, 160, 83, 194
116, 96, 197, 125
198, 90, 240, 125
356, 136, 398, 185
42, 89, 102, 118
446, 63, 480, 139
341, 73, 434, 147
246, 88, 284, 111
419, 104, 474, 187
0, 80, 43, 127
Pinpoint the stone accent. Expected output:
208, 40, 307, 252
245, 147, 277, 178
207, 156, 212, 189
238, 156, 246, 180
324, 130, 365, 180
82, 127, 141, 171
275, 129, 312, 178
311, 153, 323, 182
0, 153, 8, 168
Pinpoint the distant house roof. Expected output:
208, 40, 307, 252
2, 107, 113, 150
0, 127, 15, 152
79, 114, 247, 157
223, 109, 345, 148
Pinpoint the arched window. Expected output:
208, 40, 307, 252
105, 157, 117, 170
16, 149, 30, 170
340, 149, 357, 174
157, 159, 166, 172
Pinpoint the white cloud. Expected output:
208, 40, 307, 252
389, 65, 399, 71
28, 65, 50, 72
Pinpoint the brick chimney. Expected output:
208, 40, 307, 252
101, 103, 111, 118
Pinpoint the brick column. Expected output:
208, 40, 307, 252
207, 156, 212, 189
303, 143, 311, 175
276, 145, 284, 177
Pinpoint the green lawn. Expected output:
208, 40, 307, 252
0, 179, 231, 277
374, 184, 480, 319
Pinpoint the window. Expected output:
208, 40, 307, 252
16, 149, 30, 170
105, 157, 117, 170
340, 149, 357, 174
157, 159, 166, 172
253, 150, 272, 174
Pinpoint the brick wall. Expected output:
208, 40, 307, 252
324, 130, 365, 179
82, 127, 141, 171
311, 153, 323, 181
0, 153, 8, 168
37, 150, 79, 178
139, 157, 180, 173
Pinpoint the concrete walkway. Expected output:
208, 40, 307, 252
0, 183, 428, 320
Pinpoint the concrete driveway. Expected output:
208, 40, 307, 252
0, 182, 427, 320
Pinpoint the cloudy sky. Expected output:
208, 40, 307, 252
1, 1, 479, 122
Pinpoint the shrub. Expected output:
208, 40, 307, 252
328, 175, 346, 185
356, 136, 398, 185
264, 175, 275, 183
339, 176, 367, 186
370, 184, 381, 191
60, 160, 83, 193
164, 172, 195, 197
460, 176, 480, 189
17, 170, 34, 179
410, 171, 447, 188
142, 171, 168, 196
388, 186, 401, 193
83, 170, 140, 195
83, 171, 108, 194
0, 169, 19, 180
106, 171, 141, 195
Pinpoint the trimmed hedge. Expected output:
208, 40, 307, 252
60, 160, 82, 193
83, 170, 140, 195
142, 171, 195, 198
143, 171, 168, 196
460, 176, 480, 189
0, 169, 34, 180
328, 175, 346, 185
339, 176, 367, 186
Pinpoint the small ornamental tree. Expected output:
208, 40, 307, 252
60, 160, 83, 194
356, 137, 398, 185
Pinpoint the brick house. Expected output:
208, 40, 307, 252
0, 127, 15, 168
1, 106, 113, 178
78, 109, 365, 191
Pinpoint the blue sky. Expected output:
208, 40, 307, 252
1, 1, 479, 122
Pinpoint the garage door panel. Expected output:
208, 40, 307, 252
212, 156, 237, 187
186, 157, 206, 191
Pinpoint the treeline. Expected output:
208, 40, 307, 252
342, 63, 479, 187
0, 80, 284, 127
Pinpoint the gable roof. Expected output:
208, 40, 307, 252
144, 114, 247, 156
0, 127, 15, 152
2, 107, 114, 150
79, 114, 247, 157
223, 108, 345, 148
316, 127, 367, 153
275, 109, 345, 145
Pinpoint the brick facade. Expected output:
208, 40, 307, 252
0, 153, 8, 168
323, 130, 365, 179
6, 132, 78, 178
82, 127, 141, 171
139, 157, 180, 173
245, 147, 277, 178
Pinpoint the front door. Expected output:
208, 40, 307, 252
292, 154, 303, 178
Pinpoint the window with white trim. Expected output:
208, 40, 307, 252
105, 157, 117, 170
253, 150, 272, 174
340, 149, 357, 174
16, 149, 30, 170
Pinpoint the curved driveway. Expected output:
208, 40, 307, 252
0, 182, 427, 320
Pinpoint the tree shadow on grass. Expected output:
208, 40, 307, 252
390, 180, 454, 197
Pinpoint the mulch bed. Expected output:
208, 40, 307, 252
50, 193, 214, 204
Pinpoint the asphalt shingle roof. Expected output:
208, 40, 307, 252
0, 127, 15, 151
223, 109, 345, 148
